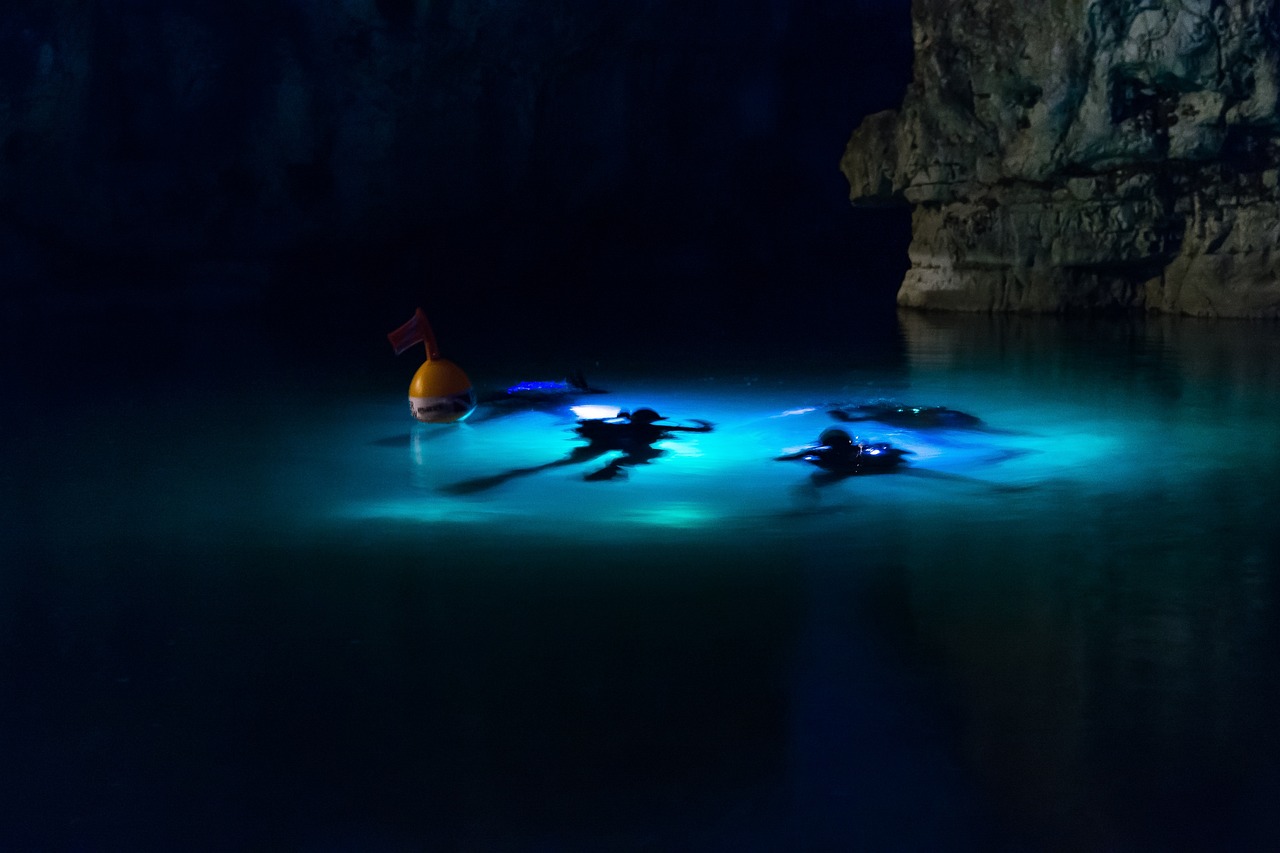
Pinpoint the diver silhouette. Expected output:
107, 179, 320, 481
470, 370, 608, 421
778, 426, 1039, 496
776, 427, 911, 485
828, 403, 982, 429
442, 408, 714, 493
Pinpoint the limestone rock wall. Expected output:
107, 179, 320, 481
842, 0, 1280, 317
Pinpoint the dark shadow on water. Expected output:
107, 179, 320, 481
897, 465, 1037, 493
444, 412, 714, 492
442, 443, 623, 493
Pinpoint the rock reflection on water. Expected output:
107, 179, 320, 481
879, 311, 1280, 850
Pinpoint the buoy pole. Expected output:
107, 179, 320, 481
415, 307, 441, 361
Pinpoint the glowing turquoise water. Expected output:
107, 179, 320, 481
5, 312, 1279, 849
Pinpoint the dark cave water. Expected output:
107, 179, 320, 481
4, 309, 1280, 851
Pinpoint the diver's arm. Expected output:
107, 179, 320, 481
664, 419, 714, 433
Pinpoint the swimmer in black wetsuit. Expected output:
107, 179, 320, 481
829, 403, 982, 429
776, 428, 911, 477
478, 370, 606, 404
469, 370, 608, 421
573, 408, 714, 480
442, 407, 714, 492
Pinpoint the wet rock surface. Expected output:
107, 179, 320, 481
842, 0, 1280, 317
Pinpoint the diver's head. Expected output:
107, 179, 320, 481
629, 408, 663, 425
818, 428, 854, 449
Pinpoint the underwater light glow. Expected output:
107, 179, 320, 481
625, 502, 717, 528
342, 499, 514, 525
326, 361, 1187, 540
660, 440, 705, 458
571, 405, 622, 420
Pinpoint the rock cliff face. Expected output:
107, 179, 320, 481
841, 0, 1280, 317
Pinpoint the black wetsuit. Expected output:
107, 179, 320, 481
573, 411, 713, 480
777, 428, 910, 475
830, 404, 982, 429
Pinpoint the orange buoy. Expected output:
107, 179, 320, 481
387, 308, 477, 423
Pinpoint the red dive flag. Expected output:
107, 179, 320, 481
387, 307, 440, 359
